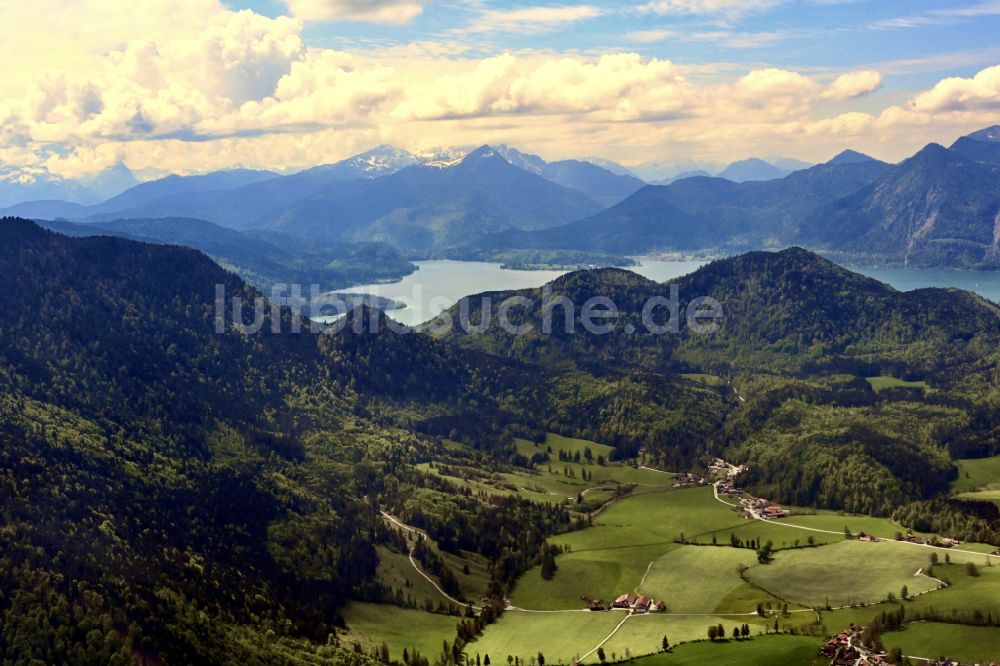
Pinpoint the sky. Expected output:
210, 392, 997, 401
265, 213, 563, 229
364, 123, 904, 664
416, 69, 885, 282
1, 0, 999, 178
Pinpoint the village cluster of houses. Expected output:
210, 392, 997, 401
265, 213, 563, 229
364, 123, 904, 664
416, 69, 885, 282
610, 593, 665, 613
708, 459, 747, 477
820, 626, 889, 665
820, 626, 994, 666
716, 480, 790, 520
672, 472, 704, 488
902, 533, 961, 547
753, 498, 789, 519
710, 459, 792, 520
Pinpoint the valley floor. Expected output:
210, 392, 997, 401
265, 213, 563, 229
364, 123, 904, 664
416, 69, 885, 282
348, 436, 1000, 666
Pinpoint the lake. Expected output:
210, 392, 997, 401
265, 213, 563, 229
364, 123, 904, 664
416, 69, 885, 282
334, 258, 1000, 327
848, 266, 1000, 303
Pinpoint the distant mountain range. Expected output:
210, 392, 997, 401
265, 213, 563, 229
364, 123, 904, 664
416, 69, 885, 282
636, 156, 811, 184
716, 157, 796, 182
1, 144, 631, 257
3, 125, 1000, 269
0, 161, 138, 208
495, 145, 645, 207
471, 126, 1000, 270
799, 142, 1000, 268
470, 149, 891, 256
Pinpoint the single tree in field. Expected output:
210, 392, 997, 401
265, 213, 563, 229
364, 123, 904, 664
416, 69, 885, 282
967, 562, 980, 577
596, 647, 605, 663
732, 626, 740, 640
888, 646, 904, 664
661, 636, 669, 651
484, 656, 491, 666
708, 625, 718, 641
537, 652, 545, 666
929, 552, 939, 565
900, 584, 908, 600
741, 624, 750, 638
717, 623, 725, 640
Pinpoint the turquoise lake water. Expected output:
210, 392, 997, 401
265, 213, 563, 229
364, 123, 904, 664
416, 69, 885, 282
334, 258, 1000, 327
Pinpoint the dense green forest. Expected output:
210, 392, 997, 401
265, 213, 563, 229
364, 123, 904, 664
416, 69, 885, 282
3, 218, 1000, 664
0, 219, 565, 664
433, 248, 1000, 522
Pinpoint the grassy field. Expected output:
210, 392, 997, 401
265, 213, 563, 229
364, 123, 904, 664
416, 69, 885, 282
638, 546, 760, 613
820, 558, 1000, 629
955, 489, 1000, 502
421, 433, 675, 509
515, 436, 676, 487
883, 622, 1000, 663
600, 614, 759, 660
439, 547, 492, 603
511, 486, 842, 611
629, 635, 826, 666
406, 437, 1000, 666
466, 611, 621, 665
340, 602, 458, 660
712, 581, 804, 615
773, 511, 925, 541
952, 454, 1000, 492
865, 376, 930, 392
679, 373, 727, 387
542, 433, 615, 459
745, 540, 950, 607
469, 611, 782, 665
374, 546, 450, 610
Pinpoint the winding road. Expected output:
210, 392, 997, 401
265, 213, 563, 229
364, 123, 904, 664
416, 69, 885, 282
380, 510, 483, 612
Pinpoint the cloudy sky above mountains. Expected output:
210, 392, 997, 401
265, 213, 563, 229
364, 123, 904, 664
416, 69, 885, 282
2, 0, 999, 177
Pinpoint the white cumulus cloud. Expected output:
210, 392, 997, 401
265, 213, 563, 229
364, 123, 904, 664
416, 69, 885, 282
823, 70, 883, 100
909, 64, 1000, 111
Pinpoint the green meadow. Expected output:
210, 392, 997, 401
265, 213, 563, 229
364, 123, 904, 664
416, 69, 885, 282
383, 442, 1000, 664
952, 454, 1000, 492
511, 486, 841, 611
745, 540, 950, 608
773, 511, 925, 540
638, 546, 760, 613
466, 611, 621, 665
340, 602, 459, 660
600, 614, 761, 659
420, 433, 676, 509
865, 376, 930, 392
882, 622, 1000, 663
628, 634, 824, 666
820, 558, 1000, 629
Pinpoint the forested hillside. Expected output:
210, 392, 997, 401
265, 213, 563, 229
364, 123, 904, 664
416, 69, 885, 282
4, 218, 999, 664
33, 216, 417, 292
0, 219, 576, 663
432, 248, 1000, 520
